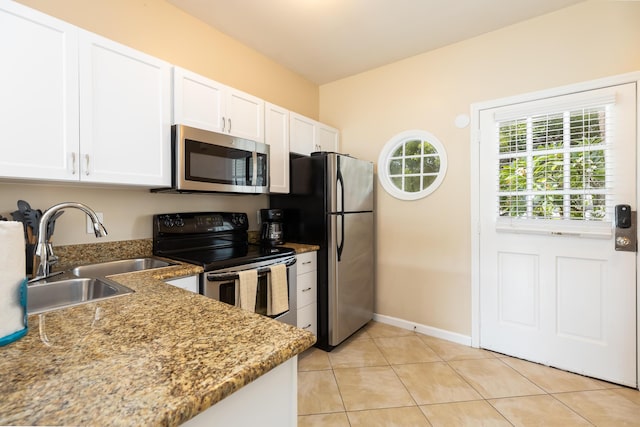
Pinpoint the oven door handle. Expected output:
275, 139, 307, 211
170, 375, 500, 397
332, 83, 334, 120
206, 257, 296, 281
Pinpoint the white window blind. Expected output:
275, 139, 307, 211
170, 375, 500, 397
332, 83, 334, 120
495, 97, 617, 236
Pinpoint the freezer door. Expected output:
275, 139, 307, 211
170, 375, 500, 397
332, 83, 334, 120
328, 154, 374, 213
328, 211, 374, 345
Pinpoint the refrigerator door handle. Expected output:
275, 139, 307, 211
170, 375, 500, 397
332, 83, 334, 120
337, 212, 345, 261
337, 162, 345, 261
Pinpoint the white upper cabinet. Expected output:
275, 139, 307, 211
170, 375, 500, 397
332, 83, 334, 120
0, 2, 79, 181
78, 31, 171, 186
173, 67, 264, 142
225, 87, 264, 142
316, 122, 340, 153
289, 112, 339, 155
289, 112, 316, 156
173, 67, 225, 133
265, 103, 290, 193
0, 2, 171, 186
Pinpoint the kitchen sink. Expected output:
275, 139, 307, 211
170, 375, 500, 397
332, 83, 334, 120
27, 277, 134, 315
71, 257, 175, 278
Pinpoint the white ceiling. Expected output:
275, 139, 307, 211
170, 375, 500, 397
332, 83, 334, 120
167, 0, 585, 85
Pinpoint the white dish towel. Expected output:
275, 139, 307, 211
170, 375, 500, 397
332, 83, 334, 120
267, 264, 289, 316
236, 269, 257, 312
0, 221, 26, 339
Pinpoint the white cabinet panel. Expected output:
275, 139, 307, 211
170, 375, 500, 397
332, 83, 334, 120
289, 112, 339, 155
296, 251, 317, 337
173, 67, 264, 143
297, 271, 317, 309
173, 67, 225, 133
165, 275, 199, 293
289, 112, 315, 156
266, 103, 290, 193
316, 123, 339, 153
79, 31, 171, 186
297, 303, 317, 336
226, 88, 264, 142
0, 2, 78, 181
0, 2, 171, 187
297, 251, 317, 275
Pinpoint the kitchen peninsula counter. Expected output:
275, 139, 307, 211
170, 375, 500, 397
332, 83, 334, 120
0, 261, 315, 426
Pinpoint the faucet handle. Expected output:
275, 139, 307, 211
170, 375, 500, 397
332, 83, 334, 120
46, 243, 58, 265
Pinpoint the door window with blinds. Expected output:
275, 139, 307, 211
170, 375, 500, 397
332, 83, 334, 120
493, 93, 617, 236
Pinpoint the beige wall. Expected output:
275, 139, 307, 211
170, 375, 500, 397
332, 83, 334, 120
3, 0, 318, 245
16, 0, 318, 118
319, 0, 640, 336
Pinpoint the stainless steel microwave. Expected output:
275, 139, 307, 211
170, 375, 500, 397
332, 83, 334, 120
164, 124, 269, 194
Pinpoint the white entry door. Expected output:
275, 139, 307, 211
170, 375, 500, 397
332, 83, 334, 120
479, 82, 637, 387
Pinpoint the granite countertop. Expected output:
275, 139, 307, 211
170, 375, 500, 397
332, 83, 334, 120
280, 242, 320, 254
0, 259, 315, 426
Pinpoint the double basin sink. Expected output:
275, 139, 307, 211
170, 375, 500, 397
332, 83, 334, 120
28, 258, 174, 315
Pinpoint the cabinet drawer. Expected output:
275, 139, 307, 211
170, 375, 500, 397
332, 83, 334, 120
296, 252, 316, 275
297, 271, 317, 307
297, 303, 317, 336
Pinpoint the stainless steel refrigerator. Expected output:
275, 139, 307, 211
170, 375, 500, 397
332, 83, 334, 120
270, 152, 374, 351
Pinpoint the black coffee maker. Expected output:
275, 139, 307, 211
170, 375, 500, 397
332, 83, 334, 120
260, 208, 284, 246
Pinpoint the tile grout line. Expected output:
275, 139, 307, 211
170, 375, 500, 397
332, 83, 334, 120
369, 332, 434, 425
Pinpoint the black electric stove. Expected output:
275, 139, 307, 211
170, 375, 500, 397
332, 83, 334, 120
152, 212, 295, 271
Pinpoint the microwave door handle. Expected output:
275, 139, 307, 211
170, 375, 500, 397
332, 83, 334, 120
252, 150, 258, 186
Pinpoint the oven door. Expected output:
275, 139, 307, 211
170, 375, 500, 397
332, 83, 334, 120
174, 124, 269, 194
203, 256, 297, 326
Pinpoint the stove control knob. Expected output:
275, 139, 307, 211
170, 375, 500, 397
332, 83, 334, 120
175, 215, 184, 227
162, 215, 174, 227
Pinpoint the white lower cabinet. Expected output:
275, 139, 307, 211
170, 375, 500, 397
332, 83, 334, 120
296, 251, 317, 336
165, 275, 198, 293
182, 356, 297, 427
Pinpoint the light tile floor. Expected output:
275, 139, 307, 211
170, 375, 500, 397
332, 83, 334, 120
298, 321, 640, 427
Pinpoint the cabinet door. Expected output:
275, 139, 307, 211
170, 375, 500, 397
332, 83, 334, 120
297, 303, 317, 336
297, 251, 317, 275
225, 88, 264, 142
79, 31, 171, 186
297, 270, 317, 308
0, 2, 79, 181
173, 66, 225, 133
316, 123, 340, 153
265, 103, 290, 193
289, 112, 315, 155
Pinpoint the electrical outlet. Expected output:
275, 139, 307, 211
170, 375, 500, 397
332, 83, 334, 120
86, 212, 104, 234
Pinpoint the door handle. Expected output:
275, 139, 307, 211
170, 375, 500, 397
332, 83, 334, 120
614, 204, 637, 252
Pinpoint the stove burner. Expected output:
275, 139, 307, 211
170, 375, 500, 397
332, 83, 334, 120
152, 212, 295, 271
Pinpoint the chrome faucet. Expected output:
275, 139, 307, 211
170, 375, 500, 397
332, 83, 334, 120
33, 202, 107, 280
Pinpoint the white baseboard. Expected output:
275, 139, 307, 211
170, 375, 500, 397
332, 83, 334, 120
372, 313, 473, 347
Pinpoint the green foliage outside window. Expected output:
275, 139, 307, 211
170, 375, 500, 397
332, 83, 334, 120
388, 139, 440, 193
498, 108, 607, 220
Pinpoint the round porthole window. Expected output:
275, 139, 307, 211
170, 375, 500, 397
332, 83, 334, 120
378, 130, 448, 200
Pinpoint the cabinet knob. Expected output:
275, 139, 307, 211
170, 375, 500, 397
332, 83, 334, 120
85, 154, 90, 175
71, 152, 77, 175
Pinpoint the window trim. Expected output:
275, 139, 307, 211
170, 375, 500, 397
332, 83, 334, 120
378, 129, 448, 200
